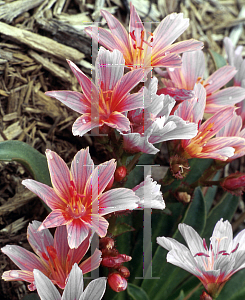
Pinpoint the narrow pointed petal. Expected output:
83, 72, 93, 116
27, 221, 54, 256
85, 27, 130, 58
157, 236, 190, 252
167, 68, 186, 89
205, 87, 245, 114
167, 249, 201, 277
22, 179, 65, 210
115, 92, 145, 112
103, 112, 130, 132
111, 69, 144, 109
79, 249, 102, 274
178, 223, 204, 256
149, 116, 197, 144
216, 113, 242, 137
100, 9, 131, 52
181, 50, 205, 89
66, 234, 91, 270
205, 66, 237, 95
85, 159, 116, 202
79, 277, 107, 300
70, 148, 94, 195
33, 269, 61, 300
67, 60, 98, 105
1, 245, 44, 272
198, 107, 235, 141
45, 91, 91, 114
98, 188, 139, 215
82, 215, 109, 238
62, 264, 84, 300
45, 149, 70, 202
152, 53, 182, 68
152, 13, 189, 52
72, 114, 102, 137
2, 270, 35, 286
211, 219, 233, 254
163, 40, 204, 58
129, 2, 145, 46
66, 219, 90, 249
53, 226, 70, 269
40, 210, 71, 230
96, 48, 124, 91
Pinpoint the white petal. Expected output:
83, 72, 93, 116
34, 269, 61, 300
79, 277, 107, 300
62, 263, 84, 300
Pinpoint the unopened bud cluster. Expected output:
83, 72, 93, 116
99, 237, 131, 292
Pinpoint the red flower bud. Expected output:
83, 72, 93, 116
200, 291, 212, 300
108, 273, 127, 292
117, 266, 130, 278
114, 166, 127, 182
99, 237, 115, 250
221, 173, 245, 196
101, 254, 132, 268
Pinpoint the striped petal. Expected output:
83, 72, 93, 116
70, 147, 94, 195
79, 248, 102, 274
45, 149, 71, 202
45, 91, 91, 114
1, 245, 44, 272
66, 219, 90, 249
39, 210, 71, 230
34, 269, 61, 300
98, 188, 138, 215
22, 179, 65, 210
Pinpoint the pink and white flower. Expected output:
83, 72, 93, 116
121, 77, 198, 154
157, 219, 245, 298
22, 148, 139, 249
159, 50, 245, 114
85, 3, 203, 72
45, 47, 145, 136
1, 221, 101, 290
33, 263, 106, 300
175, 84, 245, 161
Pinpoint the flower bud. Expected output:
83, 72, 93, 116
114, 166, 127, 182
200, 291, 212, 300
108, 273, 127, 292
99, 237, 115, 250
101, 254, 132, 268
117, 266, 130, 278
221, 172, 245, 196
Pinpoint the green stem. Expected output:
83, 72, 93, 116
126, 152, 142, 174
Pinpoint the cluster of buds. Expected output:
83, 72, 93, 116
220, 172, 245, 196
99, 237, 131, 292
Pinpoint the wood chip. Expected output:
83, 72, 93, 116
28, 50, 72, 82
0, 22, 85, 63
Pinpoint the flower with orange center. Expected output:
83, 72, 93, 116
22, 148, 139, 248
1, 221, 101, 290
159, 49, 245, 114
45, 47, 145, 136
175, 84, 245, 161
85, 3, 203, 72
157, 219, 245, 298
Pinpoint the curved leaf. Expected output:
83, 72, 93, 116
209, 49, 227, 70
0, 140, 51, 186
127, 283, 149, 300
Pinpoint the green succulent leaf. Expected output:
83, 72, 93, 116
0, 140, 51, 186
127, 283, 149, 300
